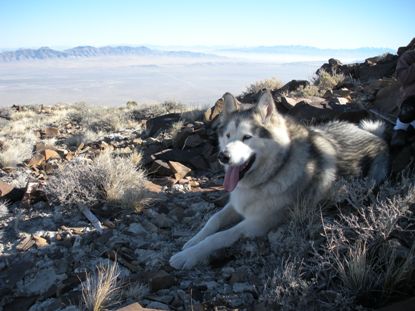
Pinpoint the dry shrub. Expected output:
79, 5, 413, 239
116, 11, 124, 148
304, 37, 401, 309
295, 84, 321, 97
94, 151, 147, 210
82, 260, 120, 311
322, 174, 415, 307
68, 106, 129, 133
244, 77, 283, 94
294, 70, 345, 97
314, 70, 345, 91
262, 172, 415, 310
262, 258, 310, 310
46, 151, 148, 211
0, 133, 36, 167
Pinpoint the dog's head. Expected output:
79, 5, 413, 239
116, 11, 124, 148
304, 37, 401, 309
217, 90, 290, 192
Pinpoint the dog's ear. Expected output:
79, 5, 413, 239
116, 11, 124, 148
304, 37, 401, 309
222, 92, 240, 118
256, 90, 276, 124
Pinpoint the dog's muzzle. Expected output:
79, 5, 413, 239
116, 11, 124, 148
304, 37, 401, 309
218, 151, 230, 164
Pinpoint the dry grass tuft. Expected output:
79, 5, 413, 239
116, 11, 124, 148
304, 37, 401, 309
168, 120, 185, 139
82, 260, 120, 311
0, 200, 9, 218
244, 77, 283, 94
121, 282, 149, 302
46, 150, 148, 211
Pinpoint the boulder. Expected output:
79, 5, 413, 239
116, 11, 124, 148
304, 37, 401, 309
371, 79, 401, 118
397, 37, 415, 56
288, 98, 368, 123
153, 148, 210, 170
203, 98, 224, 123
277, 80, 310, 93
317, 54, 398, 82
316, 58, 343, 75
146, 113, 181, 137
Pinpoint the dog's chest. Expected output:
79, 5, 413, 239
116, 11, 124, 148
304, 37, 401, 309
230, 187, 270, 217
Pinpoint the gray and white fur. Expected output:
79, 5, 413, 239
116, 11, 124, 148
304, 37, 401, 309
170, 90, 389, 269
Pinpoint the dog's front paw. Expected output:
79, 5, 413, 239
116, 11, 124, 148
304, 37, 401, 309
169, 248, 202, 270
182, 236, 202, 250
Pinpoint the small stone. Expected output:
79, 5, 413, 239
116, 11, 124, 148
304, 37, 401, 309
28, 152, 45, 167
33, 235, 48, 248
144, 180, 163, 193
189, 180, 200, 188
44, 149, 60, 161
149, 270, 176, 292
44, 127, 59, 138
145, 301, 170, 310
127, 223, 148, 236
332, 97, 350, 105
16, 236, 35, 251
232, 282, 253, 293
103, 219, 116, 229
116, 303, 164, 311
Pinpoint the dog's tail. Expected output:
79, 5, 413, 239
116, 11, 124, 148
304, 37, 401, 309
359, 119, 386, 138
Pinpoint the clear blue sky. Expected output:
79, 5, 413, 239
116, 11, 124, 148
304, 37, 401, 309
0, 0, 414, 50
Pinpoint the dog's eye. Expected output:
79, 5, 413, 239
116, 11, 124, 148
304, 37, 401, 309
242, 135, 252, 141
226, 133, 230, 138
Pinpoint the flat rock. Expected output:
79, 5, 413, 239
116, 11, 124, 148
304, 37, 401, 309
167, 161, 191, 180
117, 303, 165, 311
0, 181, 14, 197
44, 149, 60, 161
16, 236, 36, 251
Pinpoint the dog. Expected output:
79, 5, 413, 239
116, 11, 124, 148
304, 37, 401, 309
169, 90, 389, 269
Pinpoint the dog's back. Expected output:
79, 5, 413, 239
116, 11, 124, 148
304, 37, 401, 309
312, 120, 389, 184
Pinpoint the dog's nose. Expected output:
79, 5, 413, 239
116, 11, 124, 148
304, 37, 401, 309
218, 151, 230, 164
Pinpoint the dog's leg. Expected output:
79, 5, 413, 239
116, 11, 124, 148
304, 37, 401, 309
170, 217, 270, 269
182, 203, 242, 250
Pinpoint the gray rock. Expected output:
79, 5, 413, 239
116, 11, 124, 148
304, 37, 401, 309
127, 223, 148, 235
232, 282, 254, 293
146, 301, 170, 310
17, 266, 66, 295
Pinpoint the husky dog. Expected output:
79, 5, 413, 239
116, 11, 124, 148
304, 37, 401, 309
169, 90, 389, 269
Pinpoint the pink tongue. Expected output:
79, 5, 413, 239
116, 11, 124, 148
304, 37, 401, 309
224, 166, 241, 192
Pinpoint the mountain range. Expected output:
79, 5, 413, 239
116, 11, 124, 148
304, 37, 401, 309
0, 45, 395, 62
0, 46, 213, 62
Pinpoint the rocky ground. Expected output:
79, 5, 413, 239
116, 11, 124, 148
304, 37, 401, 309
1, 39, 415, 311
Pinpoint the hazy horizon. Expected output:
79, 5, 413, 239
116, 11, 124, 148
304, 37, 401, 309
0, 0, 413, 107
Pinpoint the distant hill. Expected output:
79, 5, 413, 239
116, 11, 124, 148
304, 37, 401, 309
0, 45, 215, 62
